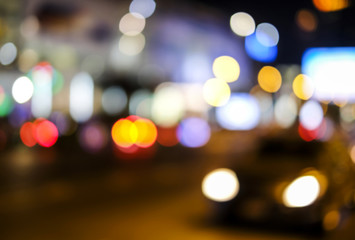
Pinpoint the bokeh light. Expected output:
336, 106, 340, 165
292, 74, 315, 100
12, 76, 34, 104
118, 33, 146, 56
152, 84, 185, 127
302, 47, 355, 103
20, 16, 39, 39
296, 9, 318, 32
202, 168, 240, 202
216, 93, 260, 130
212, 56, 240, 83
20, 122, 37, 147
0, 42, 17, 65
299, 100, 324, 130
31, 64, 53, 118
177, 117, 210, 148
34, 119, 59, 148
20, 119, 58, 148
323, 210, 341, 231
255, 23, 279, 47
129, 0, 156, 18
274, 94, 298, 128
245, 33, 278, 63
79, 122, 108, 153
70, 72, 94, 123
203, 78, 231, 107
119, 12, 146, 36
312, 0, 349, 12
102, 86, 127, 116
283, 175, 320, 207
230, 12, 255, 37
257, 66, 282, 93
18, 49, 39, 73
157, 126, 179, 147
111, 116, 157, 149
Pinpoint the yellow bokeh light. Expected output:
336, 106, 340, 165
257, 66, 282, 93
292, 74, 315, 100
203, 78, 231, 107
313, 0, 349, 12
111, 116, 158, 149
212, 56, 240, 83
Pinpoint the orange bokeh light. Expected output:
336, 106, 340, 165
312, 0, 349, 12
111, 115, 158, 149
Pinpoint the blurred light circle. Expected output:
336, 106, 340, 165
111, 116, 157, 148
34, 119, 59, 147
312, 0, 349, 12
296, 9, 318, 32
20, 122, 37, 147
230, 12, 255, 37
257, 66, 282, 93
274, 94, 298, 128
292, 74, 315, 100
134, 118, 157, 148
20, 16, 39, 39
157, 126, 179, 147
129, 89, 152, 117
283, 175, 320, 207
203, 78, 231, 107
119, 12, 146, 36
102, 86, 127, 115
119, 33, 145, 56
12, 76, 34, 104
112, 119, 136, 148
152, 84, 185, 127
129, 0, 156, 18
0, 42, 17, 65
18, 49, 39, 73
69, 72, 94, 123
177, 117, 210, 148
216, 93, 260, 130
245, 33, 278, 63
79, 122, 108, 153
256, 23, 279, 47
299, 100, 324, 130
212, 56, 240, 83
202, 168, 239, 202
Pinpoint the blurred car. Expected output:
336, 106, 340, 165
202, 130, 355, 234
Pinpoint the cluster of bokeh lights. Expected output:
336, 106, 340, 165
111, 115, 158, 149
20, 118, 59, 148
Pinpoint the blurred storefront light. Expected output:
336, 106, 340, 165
302, 47, 355, 103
